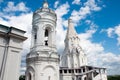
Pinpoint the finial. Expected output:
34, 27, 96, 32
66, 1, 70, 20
43, 0, 49, 8
68, 18, 73, 24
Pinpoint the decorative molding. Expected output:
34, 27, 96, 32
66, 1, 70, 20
11, 50, 20, 53
26, 57, 59, 63
8, 33, 27, 41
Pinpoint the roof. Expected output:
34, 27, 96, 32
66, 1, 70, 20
0, 24, 27, 40
60, 65, 106, 70
66, 19, 78, 39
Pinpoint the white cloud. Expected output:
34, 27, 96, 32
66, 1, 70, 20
71, 6, 90, 25
85, 0, 101, 11
54, 1, 59, 8
106, 28, 115, 38
72, 0, 81, 5
78, 22, 120, 75
114, 25, 120, 46
55, 2, 69, 18
105, 24, 120, 46
71, 0, 101, 25
85, 20, 91, 24
3, 2, 29, 12
55, 2, 70, 53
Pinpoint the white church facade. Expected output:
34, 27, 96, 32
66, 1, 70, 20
26, 1, 107, 80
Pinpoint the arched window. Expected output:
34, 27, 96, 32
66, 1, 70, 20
45, 40, 48, 46
44, 25, 52, 46
34, 33, 37, 39
84, 77, 87, 80
33, 28, 37, 46
79, 77, 81, 80
45, 29, 48, 37
48, 76, 51, 80
28, 73, 31, 80
34, 28, 37, 39
44, 29, 49, 46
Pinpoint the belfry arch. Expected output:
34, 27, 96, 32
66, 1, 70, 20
26, 66, 35, 80
43, 24, 53, 47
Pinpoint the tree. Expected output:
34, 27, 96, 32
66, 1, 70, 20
108, 75, 120, 80
19, 75, 25, 80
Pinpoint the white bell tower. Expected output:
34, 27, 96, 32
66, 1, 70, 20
26, 1, 59, 80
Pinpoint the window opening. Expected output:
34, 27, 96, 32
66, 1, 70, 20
83, 68, 85, 72
48, 76, 50, 80
75, 69, 78, 73
79, 78, 81, 80
78, 69, 81, 73
64, 70, 67, 73
34, 33, 37, 39
60, 70, 62, 73
45, 40, 48, 46
69, 70, 71, 73
29, 73, 31, 80
44, 29, 49, 46
45, 29, 48, 37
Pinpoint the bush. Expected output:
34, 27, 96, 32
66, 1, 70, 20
108, 75, 120, 80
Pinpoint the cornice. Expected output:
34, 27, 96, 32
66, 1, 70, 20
26, 56, 59, 63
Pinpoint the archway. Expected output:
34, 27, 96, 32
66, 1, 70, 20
42, 66, 56, 80
26, 66, 35, 80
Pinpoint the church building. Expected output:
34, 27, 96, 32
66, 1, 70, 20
26, 1, 107, 80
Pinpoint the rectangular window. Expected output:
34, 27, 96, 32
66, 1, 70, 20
75, 69, 78, 73
71, 70, 74, 73
64, 70, 67, 73
60, 70, 62, 73
78, 69, 81, 73
34, 34, 37, 39
69, 70, 71, 73
83, 68, 85, 72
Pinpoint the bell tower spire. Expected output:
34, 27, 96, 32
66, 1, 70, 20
61, 19, 88, 68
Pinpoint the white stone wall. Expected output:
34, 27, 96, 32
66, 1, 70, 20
93, 73, 107, 80
26, 58, 59, 80
3, 47, 21, 80
0, 26, 27, 80
0, 36, 6, 71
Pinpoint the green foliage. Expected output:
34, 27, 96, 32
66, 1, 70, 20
19, 75, 25, 80
108, 75, 120, 80
19, 75, 120, 80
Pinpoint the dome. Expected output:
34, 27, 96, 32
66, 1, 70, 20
34, 1, 56, 15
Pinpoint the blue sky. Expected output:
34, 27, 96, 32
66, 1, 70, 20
0, 0, 120, 75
